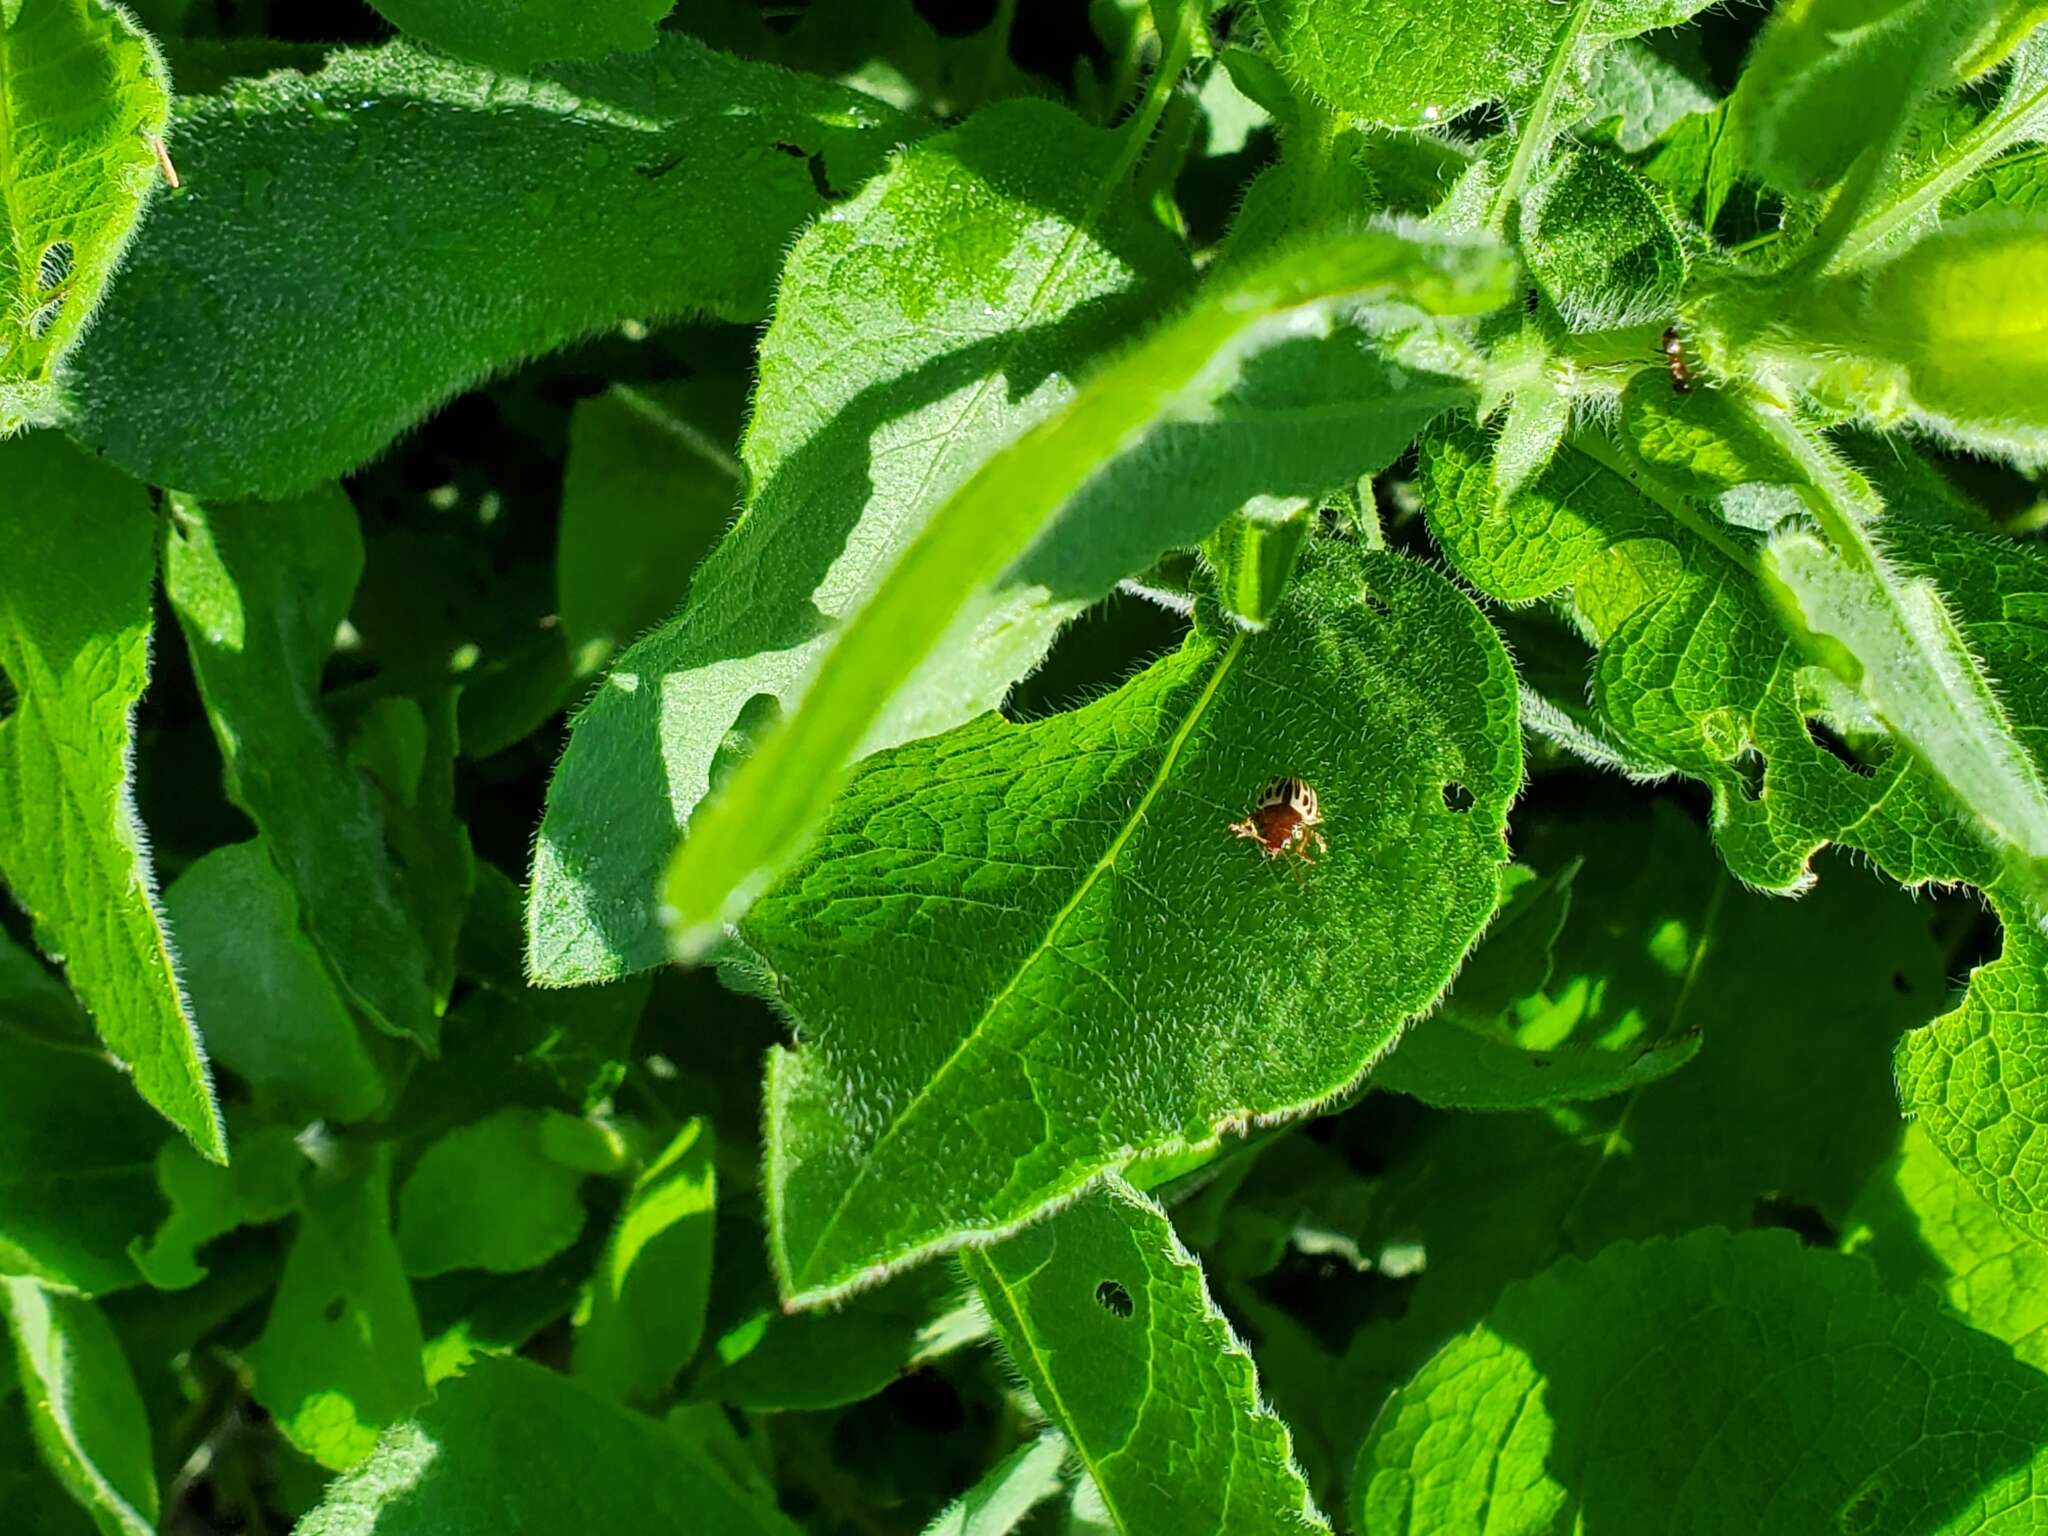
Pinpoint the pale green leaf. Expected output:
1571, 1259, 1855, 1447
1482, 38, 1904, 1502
1848, 1122, 2048, 1372
527, 98, 1193, 984
127, 1125, 301, 1292
1357, 1229, 2048, 1534
920, 1432, 1068, 1536
296, 1355, 802, 1536
365, 0, 675, 71
0, 0, 170, 432
0, 1024, 162, 1296
1577, 37, 1714, 153
3, 1279, 155, 1536
573, 1118, 715, 1403
396, 1108, 588, 1278
662, 227, 1512, 961
0, 433, 222, 1160
164, 488, 438, 1048
245, 1146, 427, 1471
754, 542, 1519, 1306
61, 36, 910, 498
962, 1178, 1328, 1534
160, 840, 386, 1123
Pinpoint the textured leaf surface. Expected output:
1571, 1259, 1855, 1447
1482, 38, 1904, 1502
365, 0, 675, 71
753, 544, 1519, 1305
128, 1127, 301, 1292
160, 841, 385, 1123
527, 99, 1192, 984
1520, 144, 1686, 329
3, 1279, 155, 1536
245, 1147, 426, 1471
573, 1117, 715, 1403
1357, 1229, 2048, 1534
963, 1179, 1327, 1534
0, 434, 221, 1160
164, 489, 437, 1048
62, 36, 909, 498
1253, 0, 1719, 127
1850, 1123, 2048, 1372
296, 1354, 802, 1536
663, 228, 1512, 961
396, 1108, 588, 1278
0, 0, 169, 431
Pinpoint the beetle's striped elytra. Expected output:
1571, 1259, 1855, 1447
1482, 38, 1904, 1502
1230, 776, 1328, 865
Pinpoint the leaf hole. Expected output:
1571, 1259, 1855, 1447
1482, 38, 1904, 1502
1094, 1279, 1134, 1319
1891, 969, 1913, 994
322, 1295, 347, 1323
1733, 748, 1765, 803
772, 140, 837, 200
1803, 715, 1884, 778
1750, 1195, 1836, 1247
37, 241, 74, 291
1441, 781, 1474, 813
25, 295, 64, 340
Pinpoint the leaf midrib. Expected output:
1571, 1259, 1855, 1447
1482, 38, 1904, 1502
787, 629, 1248, 1288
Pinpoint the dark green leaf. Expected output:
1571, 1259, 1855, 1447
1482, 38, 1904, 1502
365, 0, 676, 72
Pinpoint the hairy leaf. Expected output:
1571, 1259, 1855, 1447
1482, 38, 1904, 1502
1357, 1229, 2048, 1534
573, 1118, 715, 1403
919, 1432, 1068, 1536
3, 1279, 155, 1536
365, 0, 675, 72
296, 1354, 802, 1536
0, 0, 170, 432
1520, 144, 1686, 330
62, 36, 910, 498
528, 99, 1193, 984
963, 1179, 1327, 1533
164, 488, 438, 1048
753, 543, 1518, 1305
662, 227, 1512, 961
245, 1146, 427, 1471
0, 434, 222, 1160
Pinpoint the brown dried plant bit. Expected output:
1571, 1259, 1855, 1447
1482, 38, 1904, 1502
1662, 325, 1693, 394
146, 133, 180, 189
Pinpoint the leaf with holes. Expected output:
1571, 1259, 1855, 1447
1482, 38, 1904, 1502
748, 540, 1518, 1306
963, 1178, 1328, 1534
0, 0, 170, 432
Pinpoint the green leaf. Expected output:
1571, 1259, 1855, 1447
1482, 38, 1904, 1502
557, 382, 739, 676
573, 1118, 715, 1403
61, 36, 912, 498
1251, 0, 1719, 129
1375, 801, 1713, 1108
1856, 213, 2048, 454
395, 1108, 589, 1278
160, 841, 387, 1123
296, 1355, 803, 1536
1356, 1229, 2048, 1534
1519, 144, 1687, 330
245, 1145, 427, 1471
365, 0, 676, 72
0, 1024, 163, 1296
164, 488, 439, 1048
2, 1279, 155, 1536
128, 1125, 302, 1292
0, 0, 171, 432
527, 98, 1194, 984
962, 1178, 1328, 1534
919, 1432, 1069, 1536
1848, 1123, 2048, 1372
0, 434, 222, 1161
661, 227, 1513, 962
1577, 37, 1714, 153
754, 542, 1518, 1306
